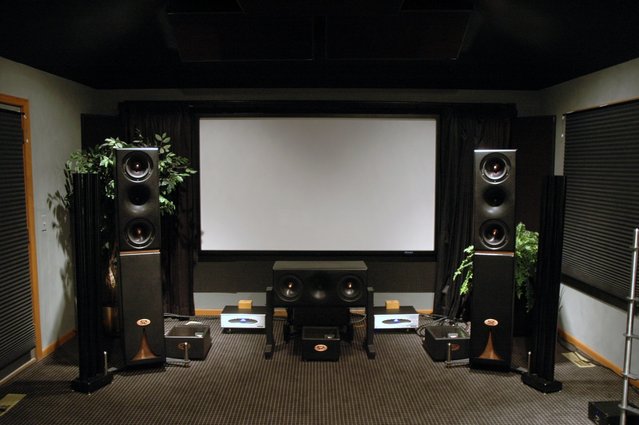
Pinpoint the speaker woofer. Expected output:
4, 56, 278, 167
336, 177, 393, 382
123, 151, 153, 182
480, 154, 511, 183
479, 220, 509, 249
275, 274, 303, 302
337, 275, 363, 302
125, 219, 155, 249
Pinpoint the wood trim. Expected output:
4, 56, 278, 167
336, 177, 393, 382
41, 330, 76, 358
558, 328, 637, 385
0, 94, 43, 360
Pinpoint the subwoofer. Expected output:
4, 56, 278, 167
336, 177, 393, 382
469, 252, 515, 370
115, 147, 165, 367
470, 149, 516, 371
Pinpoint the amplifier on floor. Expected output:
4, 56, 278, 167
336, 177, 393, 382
423, 325, 470, 361
165, 323, 212, 360
221, 306, 267, 332
373, 306, 419, 330
588, 401, 639, 425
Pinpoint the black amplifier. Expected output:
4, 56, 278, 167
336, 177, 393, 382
422, 325, 469, 361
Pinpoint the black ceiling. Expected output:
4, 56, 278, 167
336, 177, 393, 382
2, 0, 639, 90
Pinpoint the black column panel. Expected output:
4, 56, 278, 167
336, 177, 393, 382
115, 147, 164, 367
473, 149, 516, 252
71, 173, 113, 392
115, 148, 161, 251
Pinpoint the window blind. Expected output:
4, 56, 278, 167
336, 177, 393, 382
563, 100, 639, 300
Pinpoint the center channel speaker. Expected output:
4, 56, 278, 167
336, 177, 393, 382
115, 148, 165, 367
470, 149, 516, 371
272, 261, 368, 307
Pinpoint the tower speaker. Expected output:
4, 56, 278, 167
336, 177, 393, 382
116, 148, 161, 251
470, 149, 516, 371
272, 261, 368, 307
115, 147, 165, 367
473, 149, 516, 251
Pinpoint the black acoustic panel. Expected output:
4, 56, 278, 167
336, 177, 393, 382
529, 176, 566, 382
118, 251, 165, 367
115, 148, 161, 251
272, 261, 368, 307
473, 149, 516, 252
469, 252, 514, 370
71, 173, 113, 392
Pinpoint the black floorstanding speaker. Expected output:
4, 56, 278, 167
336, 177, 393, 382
115, 148, 165, 367
71, 173, 113, 393
470, 149, 516, 371
522, 176, 566, 393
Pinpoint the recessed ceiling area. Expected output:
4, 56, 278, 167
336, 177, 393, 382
1, 0, 638, 90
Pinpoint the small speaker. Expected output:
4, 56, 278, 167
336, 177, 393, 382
118, 251, 165, 366
272, 261, 368, 307
469, 252, 514, 370
115, 148, 161, 251
473, 149, 516, 252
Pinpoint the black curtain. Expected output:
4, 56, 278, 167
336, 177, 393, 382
433, 105, 516, 319
119, 102, 195, 315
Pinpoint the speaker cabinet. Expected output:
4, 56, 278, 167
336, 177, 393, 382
265, 261, 375, 359
469, 252, 514, 370
473, 149, 516, 252
115, 147, 164, 367
470, 149, 516, 371
118, 251, 165, 366
271, 261, 368, 307
115, 148, 161, 251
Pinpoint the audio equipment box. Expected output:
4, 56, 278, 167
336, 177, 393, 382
422, 325, 470, 361
588, 401, 639, 425
165, 324, 212, 360
302, 326, 341, 361
373, 306, 419, 330
221, 306, 267, 332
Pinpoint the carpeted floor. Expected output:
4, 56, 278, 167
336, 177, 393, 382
0, 317, 633, 425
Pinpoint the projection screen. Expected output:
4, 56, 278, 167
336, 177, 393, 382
199, 116, 437, 252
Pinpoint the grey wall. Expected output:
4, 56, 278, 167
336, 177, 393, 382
539, 57, 639, 370
0, 57, 115, 351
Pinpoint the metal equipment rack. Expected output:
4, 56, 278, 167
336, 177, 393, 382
620, 228, 639, 425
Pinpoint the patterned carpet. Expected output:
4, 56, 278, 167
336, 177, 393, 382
0, 317, 633, 425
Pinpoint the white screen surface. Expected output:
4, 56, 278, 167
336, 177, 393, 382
199, 117, 437, 251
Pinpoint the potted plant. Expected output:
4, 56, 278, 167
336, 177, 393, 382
453, 222, 539, 315
64, 132, 196, 333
